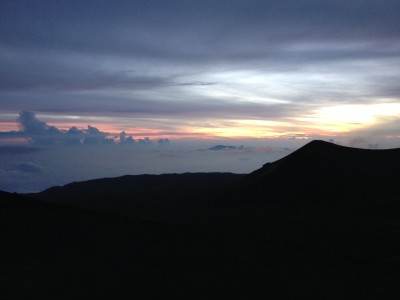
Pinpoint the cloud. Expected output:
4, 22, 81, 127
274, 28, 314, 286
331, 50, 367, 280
0, 145, 42, 155
138, 138, 152, 145
207, 145, 242, 151
6, 162, 43, 175
0, 92, 302, 121
158, 138, 170, 145
16, 111, 63, 145
0, 111, 171, 146
65, 126, 84, 145
119, 131, 134, 145
18, 111, 50, 133
2, 1, 399, 60
174, 82, 217, 87
0, 1, 399, 141
0, 52, 175, 92
0, 111, 111, 145
83, 125, 110, 145
1, 1, 398, 93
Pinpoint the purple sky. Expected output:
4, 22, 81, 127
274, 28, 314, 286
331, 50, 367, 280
0, 1, 399, 192
1, 0, 400, 139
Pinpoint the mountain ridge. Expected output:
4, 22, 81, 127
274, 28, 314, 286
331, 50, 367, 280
234, 140, 400, 206
26, 140, 400, 217
28, 172, 245, 220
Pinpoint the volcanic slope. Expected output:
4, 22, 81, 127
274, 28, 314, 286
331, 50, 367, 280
236, 140, 400, 205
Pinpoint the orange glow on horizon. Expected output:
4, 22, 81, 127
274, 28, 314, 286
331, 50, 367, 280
0, 122, 20, 132
0, 119, 358, 141
2, 102, 400, 141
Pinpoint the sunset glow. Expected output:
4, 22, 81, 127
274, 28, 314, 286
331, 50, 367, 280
2, 105, 400, 141
1, 0, 399, 193
311, 102, 400, 133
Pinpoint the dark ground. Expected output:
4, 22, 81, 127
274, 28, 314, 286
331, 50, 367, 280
2, 140, 400, 299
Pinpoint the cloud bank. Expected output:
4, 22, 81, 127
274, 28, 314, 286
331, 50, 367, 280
0, 138, 296, 193
0, 111, 169, 146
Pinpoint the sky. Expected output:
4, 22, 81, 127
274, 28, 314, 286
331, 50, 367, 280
1, 0, 400, 192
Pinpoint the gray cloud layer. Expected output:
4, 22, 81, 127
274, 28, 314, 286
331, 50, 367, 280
0, 0, 399, 132
2, 1, 399, 55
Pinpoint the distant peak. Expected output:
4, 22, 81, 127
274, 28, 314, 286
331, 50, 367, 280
300, 140, 340, 151
303, 140, 343, 149
306, 140, 335, 146
278, 139, 345, 162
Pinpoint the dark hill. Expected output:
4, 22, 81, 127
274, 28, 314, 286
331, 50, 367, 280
3, 140, 400, 299
236, 140, 400, 206
29, 173, 244, 220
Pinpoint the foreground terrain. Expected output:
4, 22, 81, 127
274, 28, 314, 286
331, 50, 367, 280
2, 140, 400, 299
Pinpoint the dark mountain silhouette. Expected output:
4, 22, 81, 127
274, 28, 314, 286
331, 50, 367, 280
29, 173, 245, 220
2, 140, 400, 299
236, 140, 400, 205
